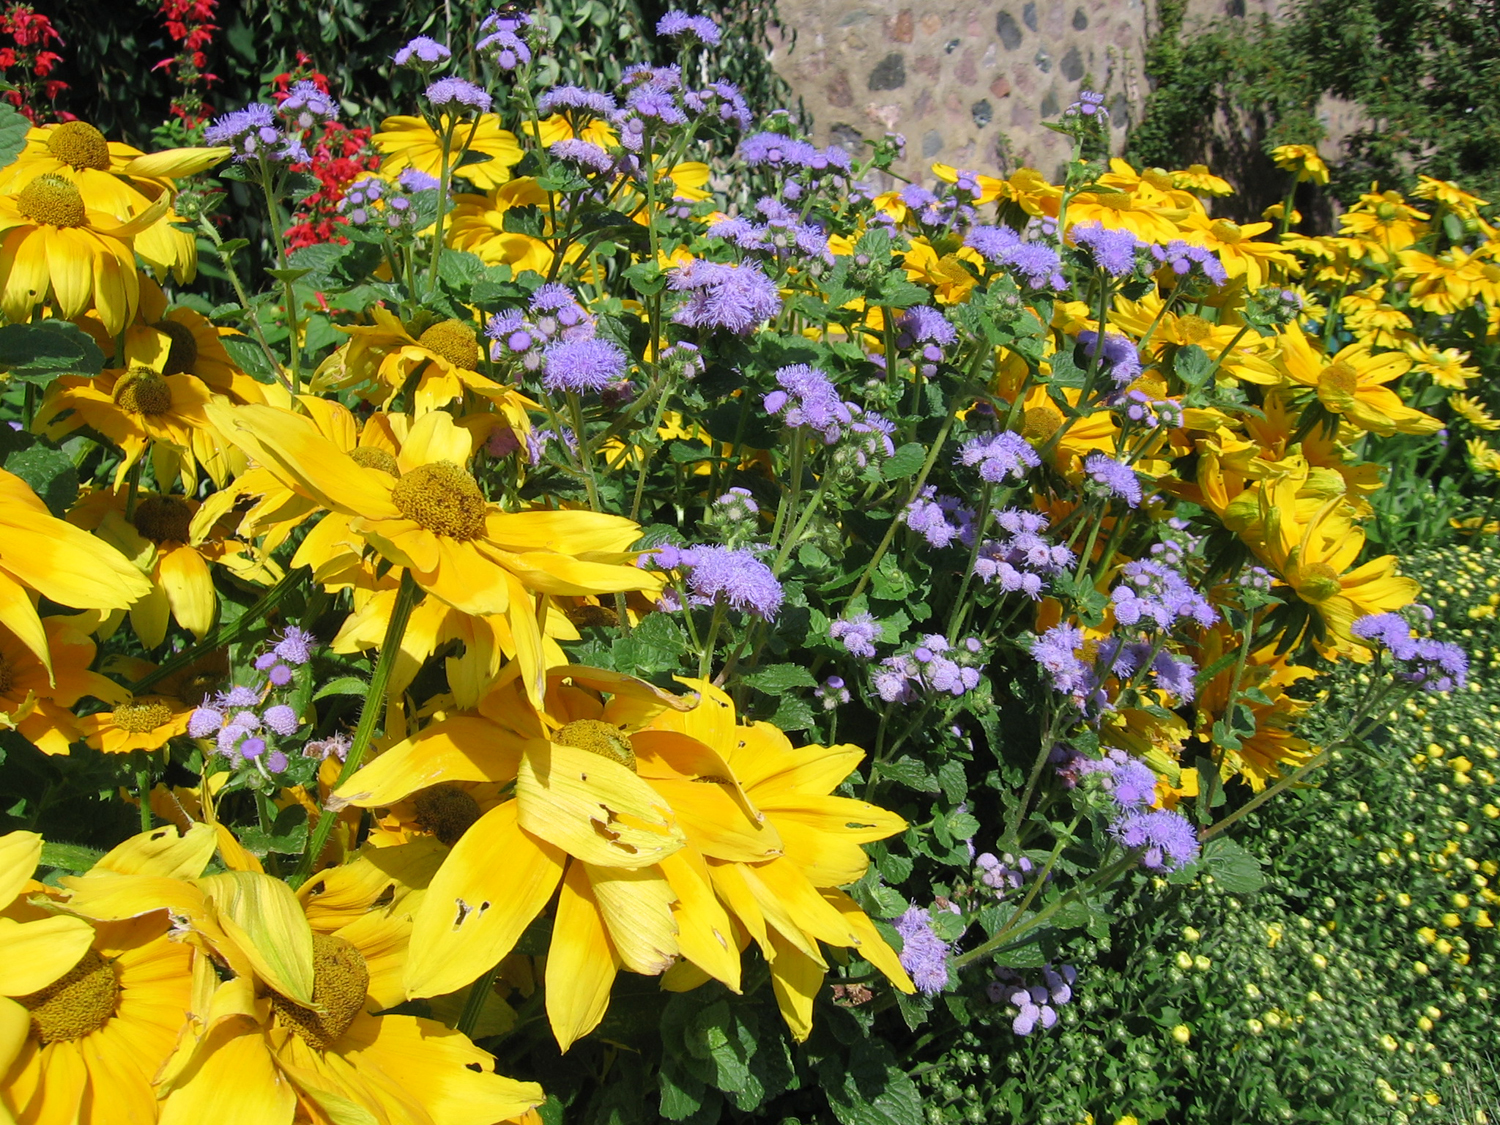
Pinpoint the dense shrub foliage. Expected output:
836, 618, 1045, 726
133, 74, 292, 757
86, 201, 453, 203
0, 7, 1494, 1125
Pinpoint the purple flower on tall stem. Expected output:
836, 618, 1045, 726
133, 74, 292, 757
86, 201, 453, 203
670, 260, 782, 334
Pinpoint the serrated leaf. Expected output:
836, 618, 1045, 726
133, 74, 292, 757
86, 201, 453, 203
743, 664, 817, 694
0, 102, 30, 173
39, 842, 105, 875
0, 321, 106, 383
881, 443, 926, 481
5, 445, 77, 517
1200, 836, 1264, 894
1174, 344, 1215, 388
820, 1038, 922, 1125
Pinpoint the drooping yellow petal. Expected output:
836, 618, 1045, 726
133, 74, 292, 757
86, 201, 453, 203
334, 716, 524, 807
0, 829, 42, 907
658, 850, 740, 991
0, 996, 28, 1078
822, 888, 914, 992
767, 929, 824, 1043
198, 871, 316, 1006
92, 821, 217, 878
0, 915, 95, 995
156, 1014, 296, 1125
156, 543, 216, 638
0, 571, 51, 678
405, 802, 565, 1000
584, 862, 678, 975
515, 740, 685, 868
545, 861, 619, 1052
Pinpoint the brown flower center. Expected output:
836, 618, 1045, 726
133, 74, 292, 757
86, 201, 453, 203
151, 319, 200, 375
113, 368, 173, 416
555, 718, 637, 772
1297, 561, 1344, 602
0, 656, 13, 696
412, 784, 482, 846
418, 319, 480, 370
350, 447, 400, 476
564, 603, 619, 629
1022, 404, 1064, 443
112, 700, 174, 734
19, 950, 120, 1044
270, 934, 369, 1051
132, 494, 194, 543
46, 122, 111, 171
16, 173, 86, 228
390, 461, 488, 540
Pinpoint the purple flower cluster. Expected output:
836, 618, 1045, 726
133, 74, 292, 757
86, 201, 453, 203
1119, 388, 1184, 429
814, 676, 850, 709
657, 10, 721, 45
837, 408, 897, 473
205, 103, 307, 164
964, 225, 1066, 290
1111, 559, 1218, 631
874, 635, 986, 701
425, 77, 492, 114
394, 35, 450, 67
537, 86, 617, 117
739, 131, 852, 201
957, 431, 1041, 483
550, 138, 615, 175
1352, 613, 1469, 692
279, 81, 339, 132
1031, 624, 1099, 706
829, 612, 880, 659
1063, 88, 1107, 121
486, 284, 597, 370
653, 543, 784, 620
1077, 329, 1143, 386
972, 509, 1073, 597
975, 851, 1033, 897
896, 305, 957, 377
1150, 239, 1229, 287
1112, 808, 1201, 871
763, 364, 854, 442
1072, 222, 1145, 278
990, 965, 1077, 1035
187, 628, 315, 775
476, 7, 533, 70
893, 905, 953, 995
338, 170, 438, 233
708, 197, 831, 263
903, 486, 976, 549
542, 337, 630, 394
1069, 747, 1160, 810
1084, 452, 1143, 508
670, 259, 782, 334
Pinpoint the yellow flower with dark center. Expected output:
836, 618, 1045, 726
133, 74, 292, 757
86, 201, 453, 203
522, 112, 618, 149
1275, 321, 1440, 437
931, 162, 1007, 204
1270, 144, 1330, 184
0, 173, 168, 333
1339, 188, 1430, 262
374, 113, 524, 191
0, 616, 126, 756
0, 468, 151, 680
1066, 178, 1191, 243
206, 404, 661, 703
37, 360, 227, 490
1179, 213, 1297, 291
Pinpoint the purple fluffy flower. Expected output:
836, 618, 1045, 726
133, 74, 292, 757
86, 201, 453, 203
657, 10, 721, 44
1084, 453, 1143, 508
1112, 808, 1200, 871
263, 704, 300, 737
278, 81, 339, 131
965, 225, 1066, 290
538, 86, 617, 116
1073, 748, 1159, 811
205, 103, 290, 162
542, 337, 630, 394
662, 545, 784, 619
1072, 222, 1144, 277
188, 706, 223, 739
762, 363, 853, 443
903, 486, 972, 549
476, 8, 533, 69
1032, 624, 1095, 700
394, 35, 450, 66
893, 906, 952, 994
897, 305, 957, 348
830, 612, 880, 659
425, 77, 493, 113
957, 431, 1041, 483
273, 626, 315, 666
1111, 559, 1218, 631
1077, 329, 1142, 386
550, 139, 614, 174
670, 260, 782, 334
1353, 614, 1468, 691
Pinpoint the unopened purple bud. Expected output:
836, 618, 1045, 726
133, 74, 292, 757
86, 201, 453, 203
268, 664, 293, 687
240, 737, 266, 760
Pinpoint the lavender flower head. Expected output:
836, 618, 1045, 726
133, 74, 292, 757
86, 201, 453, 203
656, 544, 784, 620
957, 431, 1041, 483
537, 86, 617, 116
205, 103, 300, 163
893, 906, 951, 995
394, 35, 451, 67
1352, 613, 1468, 692
657, 10, 721, 45
965, 224, 1067, 290
1111, 559, 1218, 631
903, 486, 975, 549
1083, 452, 1143, 508
425, 77, 493, 114
670, 259, 782, 334
1112, 808, 1200, 871
1071, 748, 1159, 811
476, 8, 533, 69
762, 364, 854, 443
550, 138, 614, 174
1072, 222, 1144, 277
1077, 329, 1142, 386
542, 337, 630, 394
829, 612, 880, 659
1150, 239, 1229, 287
278, 81, 339, 131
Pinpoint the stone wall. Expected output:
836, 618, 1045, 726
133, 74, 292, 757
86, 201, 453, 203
768, 0, 1155, 185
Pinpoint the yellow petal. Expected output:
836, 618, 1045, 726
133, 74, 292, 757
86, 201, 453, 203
659, 850, 740, 991
2, 227, 49, 321
0, 829, 42, 908
198, 871, 315, 1006
767, 929, 823, 1042
405, 802, 565, 1000
156, 1015, 295, 1125
395, 409, 474, 472
822, 888, 914, 992
0, 996, 28, 1077
129, 577, 170, 650
334, 716, 524, 807
545, 860, 619, 1052
120, 147, 232, 178
44, 226, 93, 318
585, 862, 678, 975
0, 572, 51, 679
157, 544, 216, 638
515, 740, 685, 869
0, 915, 94, 995
93, 821, 217, 878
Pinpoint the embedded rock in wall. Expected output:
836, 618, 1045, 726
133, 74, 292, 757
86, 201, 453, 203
769, 0, 1150, 184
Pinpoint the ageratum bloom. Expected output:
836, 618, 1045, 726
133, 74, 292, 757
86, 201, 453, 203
670, 259, 782, 333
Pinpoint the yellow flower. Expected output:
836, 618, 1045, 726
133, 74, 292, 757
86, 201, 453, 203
0, 615, 126, 755
1178, 214, 1297, 291
1411, 175, 1489, 219
931, 162, 1007, 204
0, 120, 229, 283
1339, 188, 1430, 261
903, 237, 982, 303
521, 112, 617, 149
0, 467, 151, 678
1405, 342, 1479, 389
1466, 438, 1500, 476
78, 691, 196, 754
446, 178, 561, 278
1395, 246, 1487, 314
1192, 625, 1317, 790
1270, 144, 1330, 185
1275, 321, 1441, 437
4, 828, 195, 1125
374, 113, 524, 191
1066, 181, 1187, 244
1449, 393, 1500, 431
0, 173, 167, 333
1172, 164, 1234, 196
207, 405, 659, 703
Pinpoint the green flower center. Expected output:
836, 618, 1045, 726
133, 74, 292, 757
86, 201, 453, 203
1298, 561, 1344, 602
1210, 219, 1243, 243
350, 447, 400, 476
17, 173, 86, 228
413, 784, 482, 846
418, 319, 480, 370
112, 700, 174, 734
555, 718, 637, 772
1317, 361, 1359, 412
132, 494, 193, 544
270, 934, 369, 1051
47, 122, 111, 171
113, 368, 173, 416
1022, 404, 1063, 443
1177, 315, 1213, 345
151, 319, 200, 375
19, 949, 120, 1045
390, 461, 488, 540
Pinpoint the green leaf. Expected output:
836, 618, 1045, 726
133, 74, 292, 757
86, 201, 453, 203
5, 445, 78, 517
223, 336, 276, 380
265, 266, 313, 284
743, 664, 817, 694
0, 102, 30, 173
1200, 836, 1265, 894
0, 321, 106, 384
622, 260, 667, 297
40, 842, 105, 874
819, 1038, 923, 1125
1174, 344, 1215, 388
768, 694, 815, 733
881, 442, 926, 481
875, 756, 937, 792
313, 676, 371, 700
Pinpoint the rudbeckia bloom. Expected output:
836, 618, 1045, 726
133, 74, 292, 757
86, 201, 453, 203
445, 180, 560, 279
0, 120, 229, 283
206, 404, 661, 701
1270, 144, 1330, 185
0, 615, 126, 755
1171, 164, 1234, 197
1338, 189, 1430, 262
77, 691, 196, 754
0, 467, 151, 678
0, 173, 167, 334
374, 113, 524, 191
1275, 322, 1441, 437
1178, 214, 1296, 291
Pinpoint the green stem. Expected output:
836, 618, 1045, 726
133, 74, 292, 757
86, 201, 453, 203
196, 216, 290, 392
945, 482, 995, 643
698, 602, 726, 680
289, 569, 422, 888
457, 960, 502, 1038
136, 765, 153, 832
427, 114, 460, 299
772, 470, 832, 576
